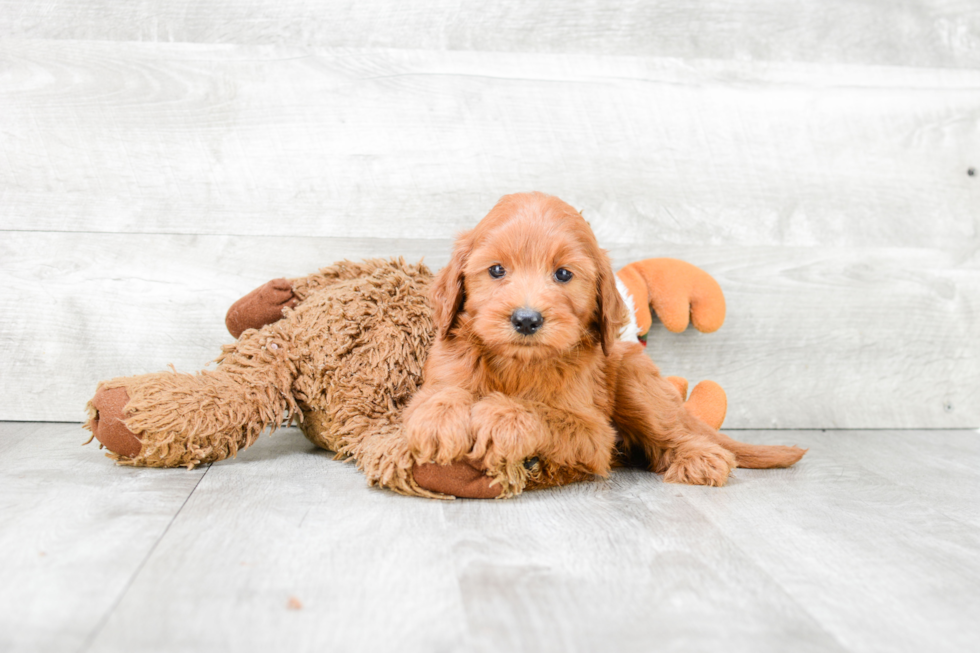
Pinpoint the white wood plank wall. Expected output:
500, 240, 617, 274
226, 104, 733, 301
1, 2, 978, 427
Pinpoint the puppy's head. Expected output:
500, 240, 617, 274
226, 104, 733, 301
431, 192, 625, 358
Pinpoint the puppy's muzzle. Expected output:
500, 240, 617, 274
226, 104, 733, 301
511, 308, 544, 335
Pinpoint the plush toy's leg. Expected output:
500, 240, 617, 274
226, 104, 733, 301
349, 422, 451, 500
310, 373, 454, 499
226, 260, 434, 339
85, 330, 301, 467
87, 386, 142, 458
225, 278, 297, 338
268, 260, 444, 498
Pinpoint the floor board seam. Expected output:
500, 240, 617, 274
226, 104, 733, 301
78, 463, 212, 653
674, 493, 854, 652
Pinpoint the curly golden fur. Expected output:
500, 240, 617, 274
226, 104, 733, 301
405, 192, 806, 497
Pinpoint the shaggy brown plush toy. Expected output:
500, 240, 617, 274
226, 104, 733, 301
85, 256, 729, 498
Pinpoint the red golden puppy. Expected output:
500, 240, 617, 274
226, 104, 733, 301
404, 192, 805, 498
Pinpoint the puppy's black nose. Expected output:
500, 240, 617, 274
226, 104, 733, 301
511, 308, 544, 335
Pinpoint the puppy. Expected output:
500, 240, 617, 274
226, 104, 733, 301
404, 192, 805, 497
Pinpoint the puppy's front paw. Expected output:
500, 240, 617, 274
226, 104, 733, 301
662, 446, 736, 487
469, 394, 544, 496
404, 387, 474, 465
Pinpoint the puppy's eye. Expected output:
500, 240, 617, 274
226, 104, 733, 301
488, 264, 506, 279
554, 268, 573, 283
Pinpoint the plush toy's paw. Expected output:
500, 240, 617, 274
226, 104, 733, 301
617, 258, 725, 336
85, 386, 142, 458
225, 278, 297, 339
662, 445, 736, 487
412, 461, 502, 499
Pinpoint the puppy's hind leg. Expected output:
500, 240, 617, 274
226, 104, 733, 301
612, 345, 737, 486
612, 345, 805, 485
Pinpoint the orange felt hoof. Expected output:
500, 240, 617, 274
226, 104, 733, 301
666, 375, 689, 400
413, 461, 502, 499
684, 380, 728, 430
87, 386, 142, 458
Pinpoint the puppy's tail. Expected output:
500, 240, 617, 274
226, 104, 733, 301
710, 431, 807, 468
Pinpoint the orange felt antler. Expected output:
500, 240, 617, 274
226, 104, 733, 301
616, 258, 726, 338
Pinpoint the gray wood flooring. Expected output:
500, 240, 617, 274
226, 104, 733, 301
2, 421, 978, 653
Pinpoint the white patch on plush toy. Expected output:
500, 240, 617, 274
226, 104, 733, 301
615, 274, 640, 343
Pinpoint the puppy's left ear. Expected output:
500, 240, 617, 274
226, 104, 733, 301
431, 231, 472, 340
594, 249, 627, 356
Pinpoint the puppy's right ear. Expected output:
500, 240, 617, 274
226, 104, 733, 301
431, 232, 472, 340
592, 247, 627, 357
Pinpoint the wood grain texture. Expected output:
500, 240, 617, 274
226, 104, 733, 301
2, 41, 978, 248
809, 429, 980, 529
0, 422, 207, 653
1, 0, 979, 69
0, 421, 34, 456
674, 429, 980, 653
444, 476, 844, 653
3, 232, 977, 428
86, 427, 469, 653
5, 422, 977, 652
87, 428, 842, 653
2, 13, 978, 428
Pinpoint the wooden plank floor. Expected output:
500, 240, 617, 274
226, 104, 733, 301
2, 422, 977, 653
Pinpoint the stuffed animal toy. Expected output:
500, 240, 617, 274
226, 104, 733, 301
85, 252, 729, 499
